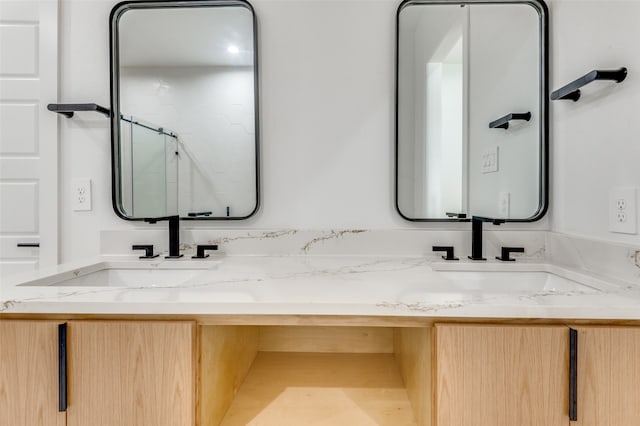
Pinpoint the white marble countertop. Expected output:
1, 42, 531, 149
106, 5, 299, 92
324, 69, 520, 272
2, 254, 639, 320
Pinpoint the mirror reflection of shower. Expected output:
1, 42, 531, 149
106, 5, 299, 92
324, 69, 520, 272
120, 115, 233, 219
120, 115, 178, 218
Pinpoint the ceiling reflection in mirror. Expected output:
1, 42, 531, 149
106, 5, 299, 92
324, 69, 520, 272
396, 0, 547, 221
110, 0, 258, 220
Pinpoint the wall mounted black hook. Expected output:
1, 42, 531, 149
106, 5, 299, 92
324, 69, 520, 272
47, 103, 110, 118
489, 112, 532, 130
551, 67, 627, 102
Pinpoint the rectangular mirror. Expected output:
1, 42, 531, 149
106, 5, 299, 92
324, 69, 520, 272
110, 0, 259, 220
395, 0, 548, 222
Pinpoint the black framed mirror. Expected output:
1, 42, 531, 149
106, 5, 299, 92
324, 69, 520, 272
110, 0, 259, 221
395, 0, 548, 222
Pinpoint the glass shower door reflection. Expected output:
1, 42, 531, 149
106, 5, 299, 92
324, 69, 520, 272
120, 116, 178, 218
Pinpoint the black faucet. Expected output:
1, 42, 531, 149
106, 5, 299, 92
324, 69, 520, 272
469, 216, 505, 261
144, 215, 182, 259
432, 246, 459, 261
131, 244, 159, 259
497, 246, 525, 262
192, 244, 219, 259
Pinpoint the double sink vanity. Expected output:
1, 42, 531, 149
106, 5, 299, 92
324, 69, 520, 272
0, 254, 620, 315
2, 0, 638, 424
2, 231, 640, 425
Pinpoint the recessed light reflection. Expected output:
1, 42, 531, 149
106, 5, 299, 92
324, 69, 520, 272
227, 45, 240, 54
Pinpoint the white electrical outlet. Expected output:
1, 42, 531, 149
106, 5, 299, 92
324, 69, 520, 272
609, 187, 637, 234
481, 146, 499, 174
72, 178, 92, 211
499, 191, 510, 217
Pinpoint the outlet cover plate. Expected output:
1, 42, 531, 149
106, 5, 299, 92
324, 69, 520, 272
72, 178, 92, 211
481, 146, 499, 174
609, 187, 637, 234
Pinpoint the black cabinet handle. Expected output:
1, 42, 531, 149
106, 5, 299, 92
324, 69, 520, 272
16, 242, 40, 247
58, 323, 67, 412
569, 328, 578, 421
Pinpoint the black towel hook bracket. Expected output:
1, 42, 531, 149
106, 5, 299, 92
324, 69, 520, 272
47, 103, 110, 118
551, 67, 627, 102
489, 112, 531, 130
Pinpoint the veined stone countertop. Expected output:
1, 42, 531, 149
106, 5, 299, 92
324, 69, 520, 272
2, 254, 639, 320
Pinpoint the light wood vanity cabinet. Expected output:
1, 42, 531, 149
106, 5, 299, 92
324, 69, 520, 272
66, 321, 195, 426
0, 321, 65, 426
0, 320, 195, 426
433, 324, 640, 426
434, 324, 570, 426
572, 327, 640, 426
3, 320, 640, 426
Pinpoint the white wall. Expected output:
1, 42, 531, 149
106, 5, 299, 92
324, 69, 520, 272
550, 0, 640, 245
59, 0, 640, 264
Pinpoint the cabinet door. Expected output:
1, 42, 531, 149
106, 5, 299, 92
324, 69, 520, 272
435, 324, 569, 426
0, 320, 66, 426
66, 321, 195, 426
574, 327, 640, 426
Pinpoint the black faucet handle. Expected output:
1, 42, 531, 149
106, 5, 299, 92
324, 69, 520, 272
496, 246, 525, 262
446, 212, 467, 219
143, 214, 179, 223
432, 246, 459, 261
132, 244, 159, 259
192, 244, 219, 259
472, 216, 505, 225
187, 211, 212, 217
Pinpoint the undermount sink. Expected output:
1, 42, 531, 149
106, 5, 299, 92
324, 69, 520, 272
438, 271, 600, 293
45, 268, 202, 287
396, 270, 602, 306
17, 261, 218, 288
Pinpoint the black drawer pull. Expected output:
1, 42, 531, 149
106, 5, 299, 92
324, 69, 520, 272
17, 243, 39, 247
569, 328, 578, 421
58, 323, 67, 412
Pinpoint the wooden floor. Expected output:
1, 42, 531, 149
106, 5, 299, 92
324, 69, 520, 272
220, 352, 417, 426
